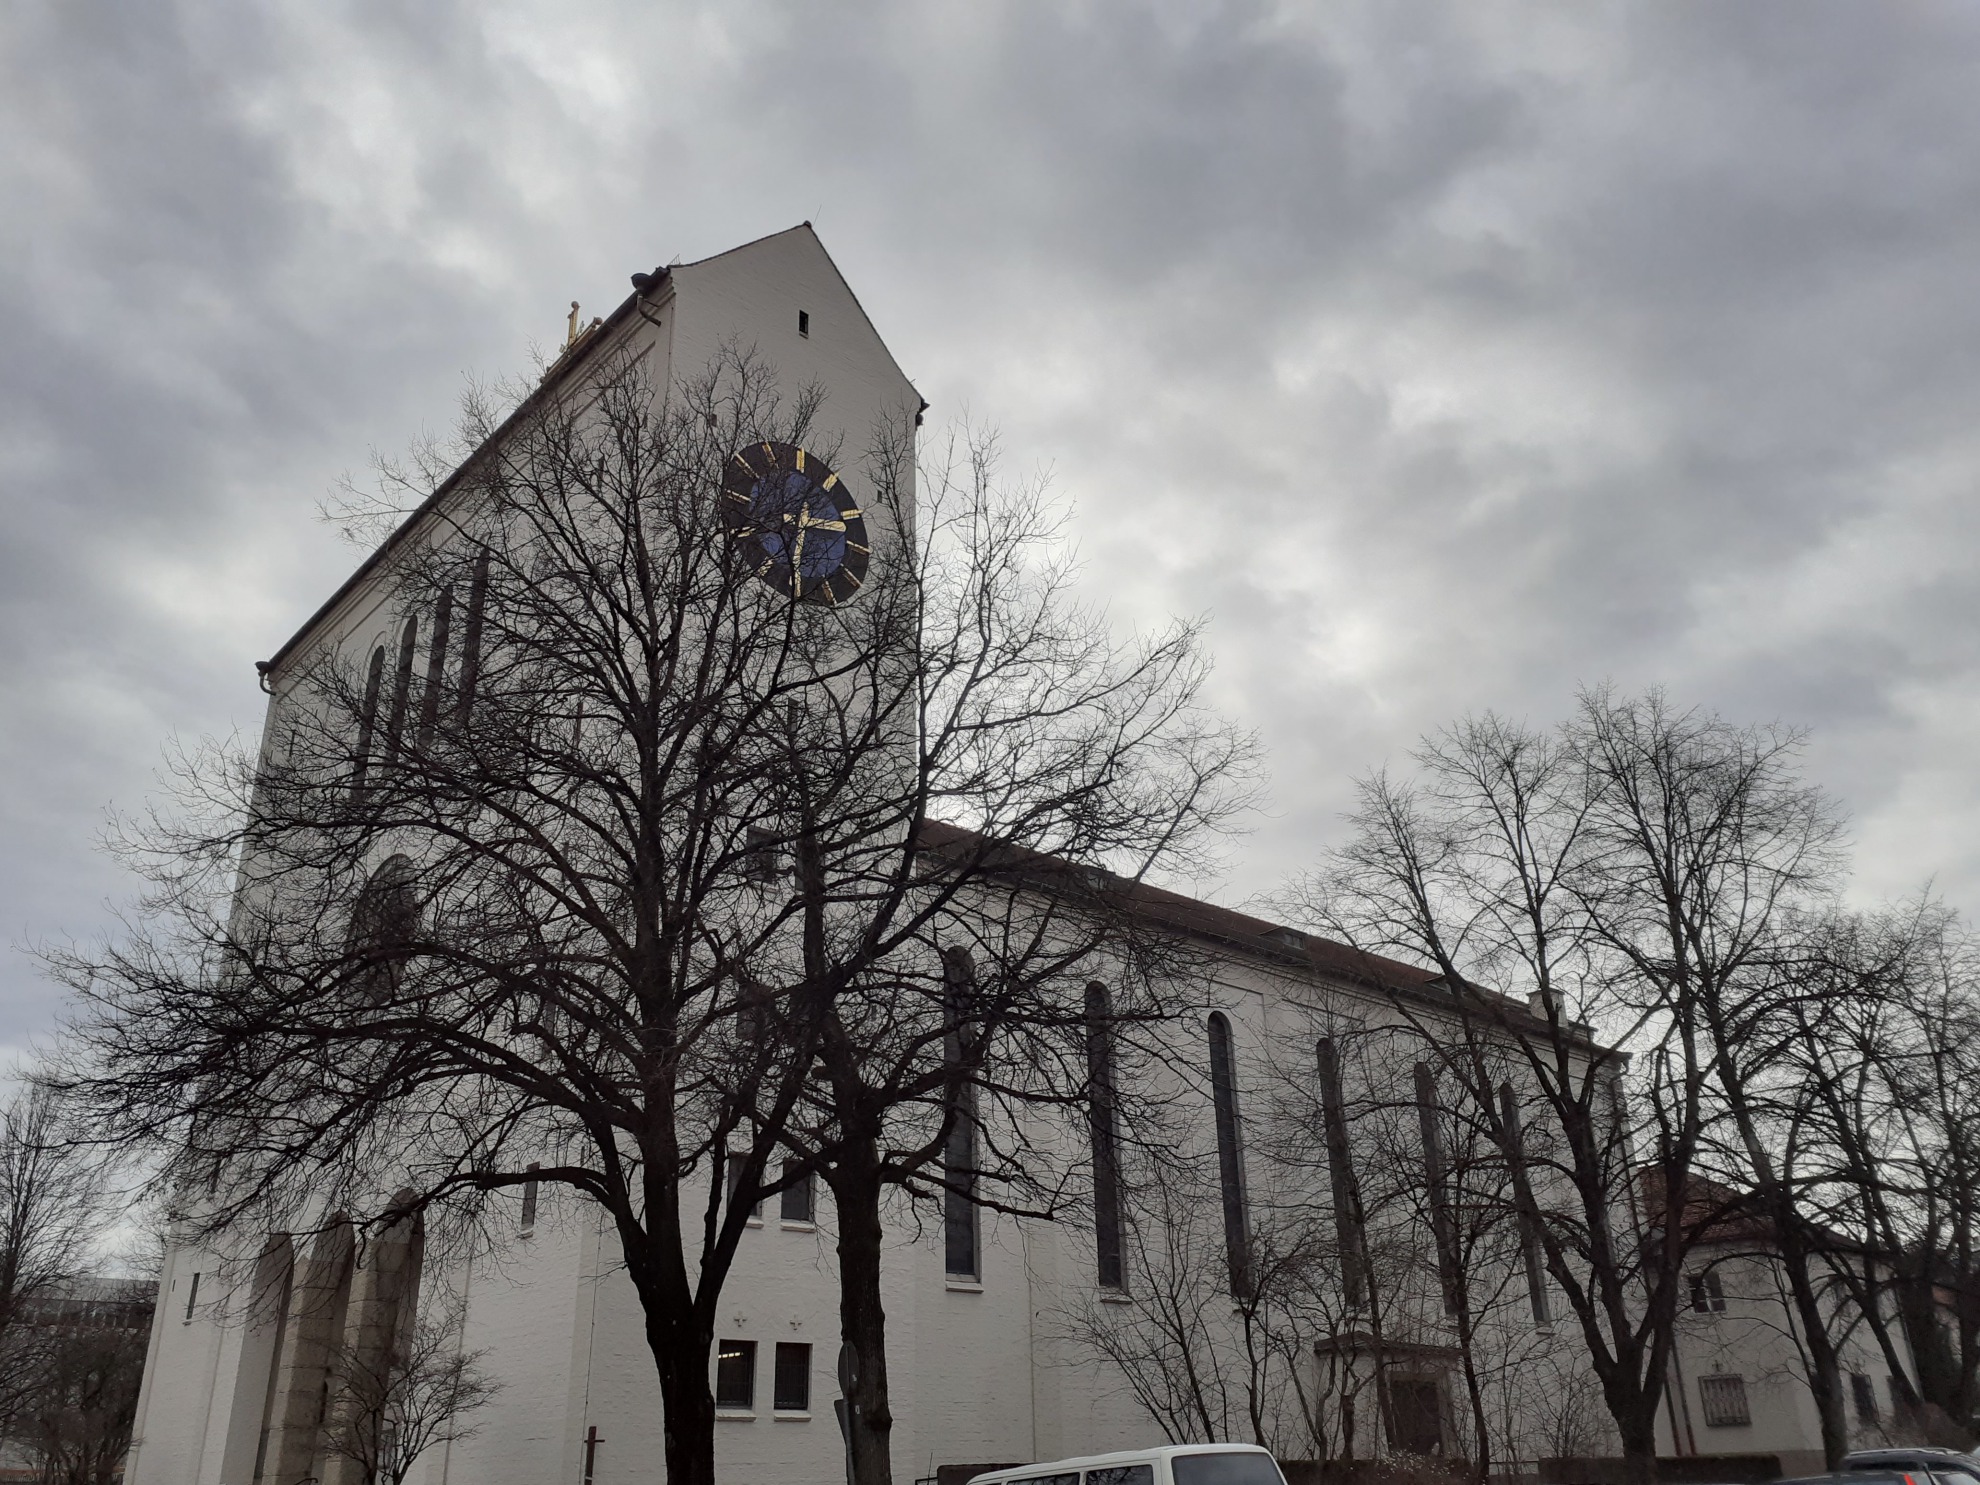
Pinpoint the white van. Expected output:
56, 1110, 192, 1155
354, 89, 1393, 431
967, 1444, 1288, 1485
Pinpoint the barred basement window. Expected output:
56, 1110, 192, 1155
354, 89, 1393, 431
1699, 1373, 1750, 1427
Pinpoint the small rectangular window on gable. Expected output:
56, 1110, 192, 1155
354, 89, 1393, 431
798, 310, 810, 338
1689, 1269, 1727, 1313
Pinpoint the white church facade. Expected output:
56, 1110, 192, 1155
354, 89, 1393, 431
121, 227, 1860, 1485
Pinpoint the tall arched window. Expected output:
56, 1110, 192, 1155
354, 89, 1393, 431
1414, 1061, 1459, 1313
348, 856, 419, 1003
1317, 1037, 1367, 1309
1085, 983, 1124, 1289
1499, 1081, 1550, 1325
457, 553, 491, 723
351, 645, 386, 796
942, 947, 979, 1280
1207, 1011, 1249, 1297
383, 616, 417, 764
416, 586, 454, 746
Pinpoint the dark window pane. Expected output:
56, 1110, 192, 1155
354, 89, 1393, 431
725, 1153, 760, 1217
1170, 1453, 1287, 1485
780, 1162, 814, 1223
714, 1339, 755, 1410
1385, 1377, 1446, 1455
773, 1342, 810, 1411
1088, 1468, 1155, 1485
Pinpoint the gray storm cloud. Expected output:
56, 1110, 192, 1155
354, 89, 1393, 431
6, 0, 1980, 1050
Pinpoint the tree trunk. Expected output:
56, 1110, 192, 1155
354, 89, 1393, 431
1779, 1246, 1849, 1468
830, 1143, 895, 1485
641, 1282, 718, 1485
1615, 1404, 1660, 1485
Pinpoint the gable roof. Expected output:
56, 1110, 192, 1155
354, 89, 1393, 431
260, 225, 917, 680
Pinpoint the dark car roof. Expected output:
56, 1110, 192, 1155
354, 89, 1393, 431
1849, 1454, 1980, 1465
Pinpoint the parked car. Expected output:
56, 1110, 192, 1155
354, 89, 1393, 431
969, 1445, 1288, 1485
1846, 1452, 1980, 1485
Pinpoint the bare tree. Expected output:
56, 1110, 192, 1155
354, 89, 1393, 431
49, 348, 1252, 1485
1282, 691, 1838, 1485
13, 1319, 149, 1485
320, 1311, 497, 1485
1792, 899, 1980, 1443
0, 1084, 113, 1436
1051, 1135, 1324, 1454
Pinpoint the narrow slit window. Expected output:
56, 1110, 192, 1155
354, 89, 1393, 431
1318, 1037, 1367, 1310
1207, 1011, 1249, 1297
1085, 982, 1124, 1289
1499, 1081, 1550, 1325
457, 553, 491, 723
521, 1162, 540, 1236
943, 948, 980, 1279
183, 1271, 200, 1322
798, 310, 810, 338
1415, 1062, 1460, 1314
383, 615, 418, 762
353, 645, 386, 794
417, 585, 454, 745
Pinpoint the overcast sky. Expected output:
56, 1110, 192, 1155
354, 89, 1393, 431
7, 1, 1980, 1058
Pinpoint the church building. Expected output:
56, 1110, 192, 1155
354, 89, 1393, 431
118, 227, 1846, 1485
